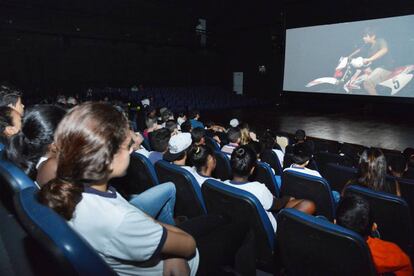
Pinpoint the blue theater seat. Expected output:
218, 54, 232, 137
109, 152, 159, 199
276, 208, 376, 275
212, 151, 232, 181
155, 160, 206, 218
252, 161, 280, 197
344, 185, 414, 257
322, 162, 358, 192
0, 159, 37, 212
201, 179, 275, 272
14, 187, 116, 276
261, 149, 283, 176
281, 170, 336, 220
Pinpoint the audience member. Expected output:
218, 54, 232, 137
222, 145, 315, 232
163, 132, 193, 165
0, 87, 25, 116
221, 127, 241, 156
186, 145, 217, 186
165, 119, 179, 135
191, 127, 206, 146
350, 148, 396, 195
143, 116, 159, 139
148, 128, 171, 165
189, 110, 204, 129
0, 106, 22, 142
261, 129, 284, 168
180, 120, 193, 133
5, 105, 66, 180
37, 102, 196, 275
336, 194, 412, 276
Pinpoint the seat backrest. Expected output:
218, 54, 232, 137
399, 177, 414, 230
281, 170, 336, 220
155, 160, 206, 218
109, 152, 159, 199
202, 179, 275, 268
252, 161, 280, 197
323, 162, 358, 192
0, 159, 37, 212
261, 149, 283, 176
277, 208, 376, 276
204, 136, 220, 151
14, 187, 116, 276
344, 185, 414, 256
0, 195, 61, 276
212, 151, 232, 181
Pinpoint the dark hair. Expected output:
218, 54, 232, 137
188, 110, 200, 119
188, 145, 214, 173
227, 127, 241, 143
294, 129, 306, 142
261, 130, 277, 150
0, 106, 15, 135
388, 154, 407, 175
37, 102, 129, 220
247, 141, 263, 157
161, 109, 174, 123
357, 148, 389, 192
0, 85, 22, 107
145, 116, 157, 129
149, 128, 170, 152
5, 105, 66, 178
291, 143, 312, 165
165, 120, 178, 134
336, 194, 373, 237
191, 127, 206, 144
230, 145, 257, 178
181, 120, 192, 133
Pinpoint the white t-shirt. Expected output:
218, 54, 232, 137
222, 180, 277, 232
283, 165, 322, 178
181, 166, 215, 187
69, 186, 199, 276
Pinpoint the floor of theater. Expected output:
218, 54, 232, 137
204, 106, 414, 151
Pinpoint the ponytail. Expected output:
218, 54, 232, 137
37, 178, 83, 220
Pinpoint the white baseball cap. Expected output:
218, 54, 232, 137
230, 118, 240, 127
163, 133, 193, 162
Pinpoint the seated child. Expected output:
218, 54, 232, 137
222, 145, 315, 232
336, 194, 412, 276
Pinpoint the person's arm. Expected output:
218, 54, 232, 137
364, 47, 388, 64
159, 222, 196, 258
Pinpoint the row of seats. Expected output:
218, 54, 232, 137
110, 151, 414, 272
87, 86, 270, 112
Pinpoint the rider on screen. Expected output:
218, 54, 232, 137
349, 27, 393, 95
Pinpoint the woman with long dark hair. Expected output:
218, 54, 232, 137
38, 102, 198, 275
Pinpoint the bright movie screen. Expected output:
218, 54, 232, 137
283, 15, 414, 97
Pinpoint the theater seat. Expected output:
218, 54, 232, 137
344, 185, 414, 257
281, 170, 336, 220
276, 208, 376, 275
399, 177, 414, 230
155, 160, 206, 218
202, 179, 275, 272
322, 162, 358, 192
205, 136, 220, 151
261, 149, 283, 176
252, 161, 280, 197
14, 187, 116, 276
212, 151, 232, 181
0, 159, 37, 212
109, 153, 159, 199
